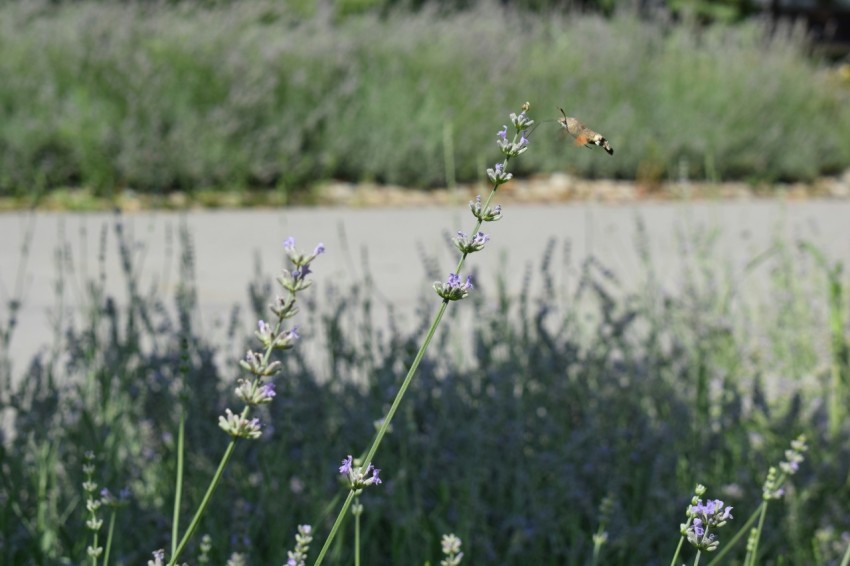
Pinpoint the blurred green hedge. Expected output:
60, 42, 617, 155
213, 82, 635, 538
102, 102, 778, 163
0, 1, 848, 197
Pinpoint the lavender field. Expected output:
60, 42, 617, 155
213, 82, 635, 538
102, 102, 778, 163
2, 195, 850, 564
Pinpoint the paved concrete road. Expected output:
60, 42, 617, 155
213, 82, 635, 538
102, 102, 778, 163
2, 199, 850, 381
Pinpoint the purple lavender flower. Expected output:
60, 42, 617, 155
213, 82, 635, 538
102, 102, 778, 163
684, 496, 733, 552
218, 408, 263, 439
339, 455, 353, 475
283, 237, 325, 267
235, 379, 277, 405
486, 162, 513, 185
259, 382, 276, 401
690, 499, 733, 526
366, 466, 382, 486
339, 455, 382, 490
278, 266, 315, 293
148, 550, 166, 566
273, 326, 299, 350
510, 109, 534, 129
434, 272, 473, 301
472, 231, 490, 246
441, 533, 464, 566
470, 194, 503, 221
256, 320, 274, 346
692, 518, 705, 538
255, 321, 300, 351
292, 264, 312, 282
239, 349, 281, 377
453, 230, 491, 254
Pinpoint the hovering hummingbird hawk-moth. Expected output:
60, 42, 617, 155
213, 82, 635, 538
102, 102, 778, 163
558, 108, 613, 155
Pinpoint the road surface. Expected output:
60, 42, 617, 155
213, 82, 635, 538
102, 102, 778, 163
2, 199, 849, 383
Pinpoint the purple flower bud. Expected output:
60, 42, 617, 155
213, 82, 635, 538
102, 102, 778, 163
259, 382, 276, 401
339, 455, 353, 475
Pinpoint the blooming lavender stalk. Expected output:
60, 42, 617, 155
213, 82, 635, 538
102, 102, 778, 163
98, 487, 129, 565
700, 435, 808, 566
82, 451, 104, 565
741, 435, 807, 566
839, 532, 850, 566
167, 238, 323, 566
198, 534, 212, 563
686, 498, 734, 553
339, 455, 383, 490
590, 495, 614, 566
285, 524, 314, 566
313, 104, 534, 566
440, 533, 464, 566
670, 484, 735, 566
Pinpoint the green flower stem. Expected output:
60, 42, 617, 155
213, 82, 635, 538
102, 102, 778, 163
840, 537, 850, 566
360, 168, 506, 473
313, 490, 356, 566
354, 500, 361, 566
590, 534, 604, 566
314, 161, 512, 565
364, 300, 448, 467
170, 414, 185, 558
314, 119, 524, 564
744, 502, 769, 566
313, 301, 448, 566
168, 439, 237, 566
669, 535, 686, 566
166, 306, 286, 565
103, 509, 116, 566
706, 504, 761, 566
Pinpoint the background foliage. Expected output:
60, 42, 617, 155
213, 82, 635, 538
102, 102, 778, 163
1, 215, 849, 564
0, 0, 848, 199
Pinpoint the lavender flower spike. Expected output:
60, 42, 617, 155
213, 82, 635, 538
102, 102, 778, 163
441, 533, 464, 566
486, 162, 513, 185
434, 272, 473, 301
283, 236, 326, 267
339, 454, 383, 490
454, 230, 490, 254
286, 524, 314, 566
510, 109, 534, 130
339, 455, 353, 475
470, 194, 503, 222
235, 378, 277, 406
684, 497, 733, 552
218, 408, 262, 439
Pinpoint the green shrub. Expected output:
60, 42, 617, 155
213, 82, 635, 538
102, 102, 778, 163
0, 1, 847, 196
1, 210, 849, 563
